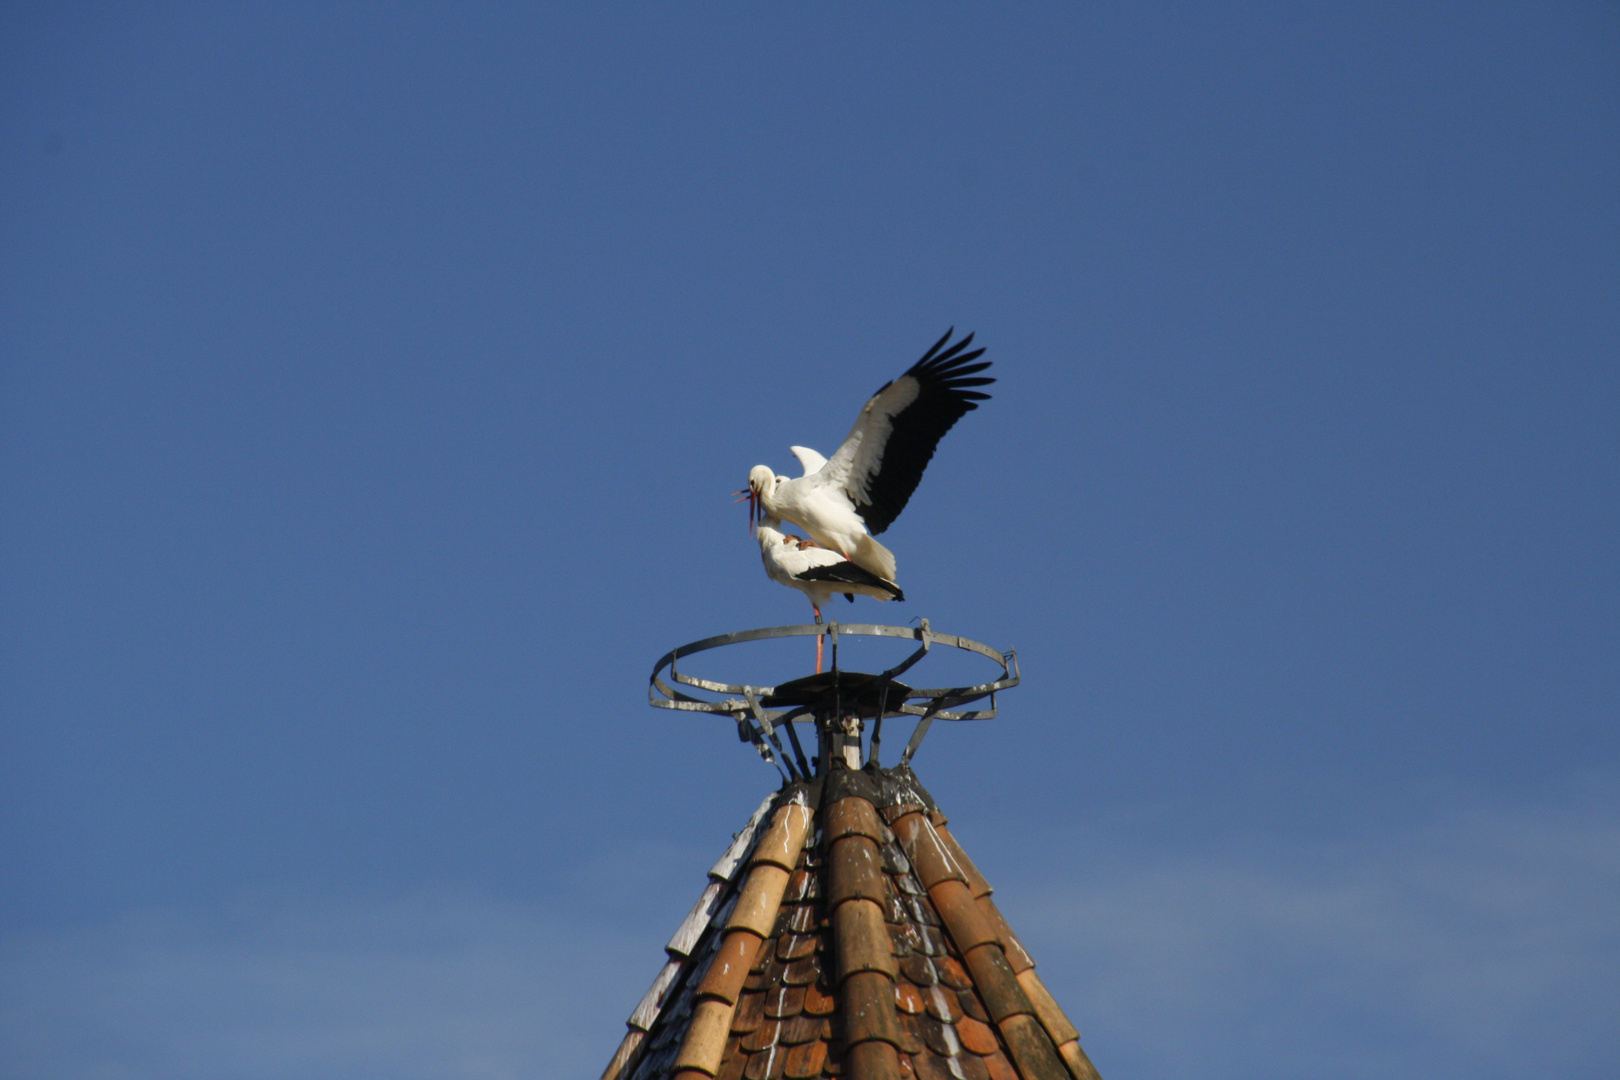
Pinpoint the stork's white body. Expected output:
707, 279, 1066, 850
751, 465, 898, 583
755, 514, 902, 621
745, 329, 994, 584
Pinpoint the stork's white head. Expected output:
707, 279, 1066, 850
737, 465, 777, 538
744, 465, 779, 537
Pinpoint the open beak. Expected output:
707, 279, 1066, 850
733, 489, 758, 536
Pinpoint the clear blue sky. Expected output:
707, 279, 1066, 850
2, 4, 1615, 1078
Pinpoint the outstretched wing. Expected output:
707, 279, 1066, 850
818, 328, 993, 534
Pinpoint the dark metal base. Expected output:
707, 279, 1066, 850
761, 671, 914, 713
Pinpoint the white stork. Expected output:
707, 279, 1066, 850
754, 512, 905, 672
745, 328, 993, 581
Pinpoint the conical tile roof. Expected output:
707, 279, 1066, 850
601, 762, 1102, 1080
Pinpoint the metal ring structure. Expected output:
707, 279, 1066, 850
650, 620, 1017, 779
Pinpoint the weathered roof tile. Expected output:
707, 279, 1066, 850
732, 991, 766, 1034
778, 1011, 823, 1046
893, 1011, 926, 1056
955, 1014, 1000, 1056
802, 980, 836, 1017
824, 797, 888, 845
740, 1019, 784, 1054
783, 1038, 827, 1078
983, 1050, 1021, 1080
602, 768, 1101, 1080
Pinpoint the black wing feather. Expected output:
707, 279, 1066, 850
795, 562, 906, 601
858, 328, 994, 535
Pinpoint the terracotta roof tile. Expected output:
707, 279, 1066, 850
783, 1037, 827, 1078
908, 1050, 951, 1080
956, 985, 989, 1023
984, 1050, 1021, 1080
878, 801, 927, 826
630, 960, 684, 1030
779, 1011, 825, 1046
753, 803, 813, 871
824, 797, 889, 845
744, 1045, 786, 1080
975, 897, 1034, 974
960, 1055, 994, 1080
784, 867, 814, 904
995, 1014, 1070, 1080
603, 1030, 647, 1080
740, 1019, 784, 1054
718, 1046, 749, 1080
699, 931, 766, 1005
712, 794, 785, 879
602, 768, 1102, 1080
668, 882, 727, 958
833, 899, 897, 981
908, 898, 943, 931
1057, 1040, 1103, 1080
934, 956, 972, 992
786, 901, 819, 934
897, 952, 937, 988
842, 968, 903, 1049
677, 998, 737, 1074
914, 1012, 954, 1057
927, 879, 1000, 954
846, 1039, 902, 1080
934, 824, 993, 899
890, 813, 966, 890
778, 931, 817, 962
826, 836, 888, 908
732, 991, 766, 1034
1015, 969, 1079, 1047
729, 865, 794, 938
919, 983, 961, 1024
960, 944, 1030, 1025
764, 984, 806, 1020
955, 1014, 1001, 1056
891, 1009, 926, 1054
802, 980, 836, 1016
781, 956, 820, 986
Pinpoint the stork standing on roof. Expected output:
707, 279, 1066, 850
744, 329, 993, 582
753, 509, 904, 672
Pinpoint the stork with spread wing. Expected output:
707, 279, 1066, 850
742, 329, 993, 583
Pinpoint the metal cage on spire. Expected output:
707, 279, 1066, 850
649, 619, 1019, 780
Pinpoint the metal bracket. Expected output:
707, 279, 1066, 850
742, 688, 799, 782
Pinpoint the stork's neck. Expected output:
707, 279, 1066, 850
756, 516, 786, 547
756, 479, 782, 517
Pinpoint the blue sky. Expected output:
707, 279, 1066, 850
1, 4, 1616, 1078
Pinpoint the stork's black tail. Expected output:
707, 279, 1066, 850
796, 562, 904, 601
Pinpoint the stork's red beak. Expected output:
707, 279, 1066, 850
733, 488, 758, 536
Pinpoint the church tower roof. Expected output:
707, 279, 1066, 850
603, 623, 1104, 1080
